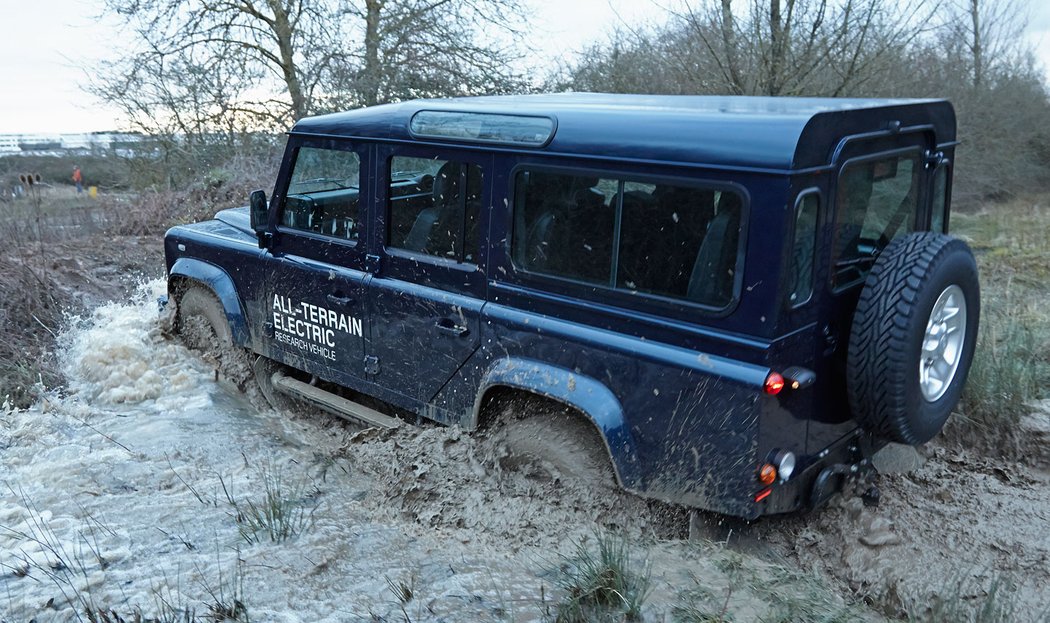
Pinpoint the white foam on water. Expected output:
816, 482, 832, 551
59, 279, 211, 408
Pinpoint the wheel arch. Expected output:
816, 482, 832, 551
470, 358, 643, 489
168, 257, 250, 347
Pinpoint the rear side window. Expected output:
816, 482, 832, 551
387, 157, 483, 263
788, 192, 819, 306
832, 153, 920, 289
283, 146, 362, 240
512, 170, 744, 309
931, 164, 949, 233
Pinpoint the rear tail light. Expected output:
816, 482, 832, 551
764, 372, 785, 395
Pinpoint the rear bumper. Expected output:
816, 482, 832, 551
755, 428, 878, 516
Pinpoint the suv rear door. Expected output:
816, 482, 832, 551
806, 133, 935, 450
366, 145, 490, 406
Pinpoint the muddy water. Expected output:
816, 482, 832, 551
3, 280, 841, 622
4, 279, 1045, 621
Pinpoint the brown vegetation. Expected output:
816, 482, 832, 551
0, 255, 70, 407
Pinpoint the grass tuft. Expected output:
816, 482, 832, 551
554, 531, 651, 623
960, 293, 1049, 429
221, 463, 317, 545
951, 200, 1050, 456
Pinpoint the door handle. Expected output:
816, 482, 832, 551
326, 293, 354, 307
435, 317, 469, 337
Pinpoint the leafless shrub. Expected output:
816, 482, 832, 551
106, 146, 282, 236
0, 252, 70, 407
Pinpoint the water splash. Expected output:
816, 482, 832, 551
59, 279, 211, 408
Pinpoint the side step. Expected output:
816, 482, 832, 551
270, 372, 402, 430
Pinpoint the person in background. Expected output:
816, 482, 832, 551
73, 165, 83, 194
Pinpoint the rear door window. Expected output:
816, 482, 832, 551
388, 156, 483, 263
788, 192, 819, 306
512, 169, 744, 309
831, 153, 921, 289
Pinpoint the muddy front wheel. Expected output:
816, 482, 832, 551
176, 284, 250, 388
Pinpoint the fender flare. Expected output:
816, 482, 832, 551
168, 257, 250, 347
471, 357, 642, 488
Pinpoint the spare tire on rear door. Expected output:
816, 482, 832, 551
847, 232, 980, 445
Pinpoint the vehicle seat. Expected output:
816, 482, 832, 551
687, 192, 742, 306
658, 187, 715, 295
522, 173, 573, 272
567, 177, 613, 282
404, 162, 461, 254
616, 188, 661, 290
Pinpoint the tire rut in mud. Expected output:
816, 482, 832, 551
335, 425, 689, 549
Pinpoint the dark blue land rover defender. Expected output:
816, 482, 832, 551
165, 94, 979, 519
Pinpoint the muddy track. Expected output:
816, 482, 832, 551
4, 233, 1046, 621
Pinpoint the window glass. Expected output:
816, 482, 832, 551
931, 165, 948, 233
283, 146, 361, 240
788, 193, 819, 306
410, 111, 554, 146
512, 169, 743, 308
832, 154, 920, 288
388, 156, 483, 263
512, 171, 617, 284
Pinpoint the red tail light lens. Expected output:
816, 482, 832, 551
764, 372, 785, 395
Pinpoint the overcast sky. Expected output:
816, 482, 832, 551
2, 0, 1049, 134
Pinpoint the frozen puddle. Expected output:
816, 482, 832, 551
1, 281, 857, 622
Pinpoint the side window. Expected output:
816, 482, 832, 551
388, 156, 483, 263
788, 193, 819, 306
512, 170, 743, 309
512, 171, 617, 284
931, 164, 949, 233
283, 146, 362, 240
832, 153, 920, 289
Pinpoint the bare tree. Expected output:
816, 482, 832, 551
938, 0, 1028, 90
92, 0, 530, 137
562, 0, 937, 98
675, 0, 937, 97
329, 0, 529, 110
97, 0, 344, 128
560, 0, 1050, 205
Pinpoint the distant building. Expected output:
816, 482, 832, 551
0, 132, 142, 156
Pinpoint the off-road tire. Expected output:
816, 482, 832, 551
847, 232, 980, 445
176, 284, 251, 388
252, 355, 306, 413
489, 398, 615, 487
